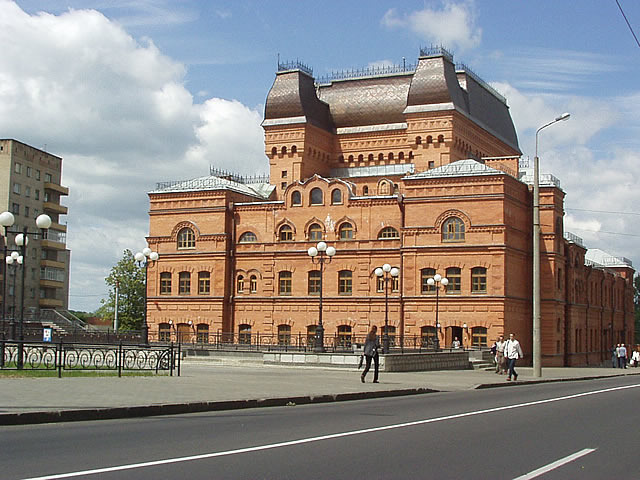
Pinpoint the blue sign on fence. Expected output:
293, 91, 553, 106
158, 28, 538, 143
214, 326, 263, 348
43, 327, 52, 342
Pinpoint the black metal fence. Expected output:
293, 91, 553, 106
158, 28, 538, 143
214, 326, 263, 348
0, 340, 180, 377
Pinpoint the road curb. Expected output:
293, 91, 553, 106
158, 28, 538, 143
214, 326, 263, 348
475, 371, 640, 389
0, 387, 440, 426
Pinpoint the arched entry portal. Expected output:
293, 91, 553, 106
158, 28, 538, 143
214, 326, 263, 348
446, 326, 463, 348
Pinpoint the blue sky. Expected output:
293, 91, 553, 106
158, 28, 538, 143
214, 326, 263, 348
3, 0, 640, 311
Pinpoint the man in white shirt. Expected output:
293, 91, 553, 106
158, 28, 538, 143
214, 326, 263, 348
504, 333, 524, 381
619, 344, 628, 369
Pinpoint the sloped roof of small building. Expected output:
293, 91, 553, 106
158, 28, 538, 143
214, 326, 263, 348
403, 159, 506, 180
149, 175, 275, 199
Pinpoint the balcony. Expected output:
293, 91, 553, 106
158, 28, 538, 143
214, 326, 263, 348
41, 259, 66, 269
44, 182, 69, 196
43, 202, 68, 215
39, 297, 63, 308
42, 229, 67, 250
40, 278, 65, 288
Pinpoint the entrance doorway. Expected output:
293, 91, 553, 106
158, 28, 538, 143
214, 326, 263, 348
446, 326, 463, 348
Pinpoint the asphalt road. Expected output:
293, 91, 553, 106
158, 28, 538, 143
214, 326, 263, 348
2, 376, 639, 480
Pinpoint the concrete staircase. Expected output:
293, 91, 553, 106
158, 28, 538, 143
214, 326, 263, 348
468, 350, 496, 371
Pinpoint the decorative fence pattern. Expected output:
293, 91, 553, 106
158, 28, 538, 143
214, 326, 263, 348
0, 341, 180, 377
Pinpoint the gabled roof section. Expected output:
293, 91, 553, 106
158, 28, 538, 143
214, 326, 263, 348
150, 175, 275, 199
403, 159, 506, 180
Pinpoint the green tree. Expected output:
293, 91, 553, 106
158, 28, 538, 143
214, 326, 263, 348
98, 249, 146, 331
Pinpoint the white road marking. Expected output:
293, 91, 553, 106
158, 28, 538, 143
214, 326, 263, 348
19, 383, 640, 480
512, 448, 597, 480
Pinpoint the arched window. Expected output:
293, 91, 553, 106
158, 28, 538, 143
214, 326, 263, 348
160, 272, 172, 295
471, 267, 487, 293
291, 145, 297, 153
445, 267, 461, 293
239, 231, 257, 243
378, 227, 399, 239
308, 223, 323, 241
198, 271, 210, 295
471, 327, 488, 347
368, 154, 374, 161
388, 152, 394, 160
416, 136, 422, 145
339, 222, 353, 240
250, 275, 257, 293
438, 135, 445, 143
348, 155, 354, 162
196, 324, 209, 344
271, 147, 277, 156
158, 323, 171, 342
281, 146, 287, 154
421, 268, 436, 294
239, 324, 251, 344
337, 325, 352, 348
358, 154, 364, 162
399, 152, 404, 160
279, 224, 293, 241
278, 325, 291, 345
177, 227, 195, 249
331, 189, 342, 204
279, 271, 292, 296
308, 270, 321, 295
421, 326, 436, 348
237, 275, 244, 293
338, 270, 352, 295
178, 272, 191, 295
339, 155, 345, 163
291, 191, 302, 206
310, 188, 323, 205
378, 153, 384, 161
426, 135, 433, 144
363, 186, 369, 195
442, 217, 465, 242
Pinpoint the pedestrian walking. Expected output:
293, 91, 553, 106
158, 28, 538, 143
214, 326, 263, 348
361, 325, 380, 383
492, 335, 506, 374
504, 332, 523, 381
616, 344, 622, 368
619, 344, 628, 369
631, 348, 640, 368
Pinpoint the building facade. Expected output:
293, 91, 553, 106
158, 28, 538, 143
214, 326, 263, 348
145, 49, 635, 366
0, 139, 70, 320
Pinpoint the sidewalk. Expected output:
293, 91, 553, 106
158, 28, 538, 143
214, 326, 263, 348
1, 360, 638, 425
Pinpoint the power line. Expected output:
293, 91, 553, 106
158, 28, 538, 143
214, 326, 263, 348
566, 207, 640, 216
615, 0, 640, 48
567, 227, 640, 238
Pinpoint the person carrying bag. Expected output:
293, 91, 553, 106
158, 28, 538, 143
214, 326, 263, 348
361, 325, 380, 383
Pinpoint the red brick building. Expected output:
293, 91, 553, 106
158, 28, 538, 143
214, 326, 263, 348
144, 48, 634, 366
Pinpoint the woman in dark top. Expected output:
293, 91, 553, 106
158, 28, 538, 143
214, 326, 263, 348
361, 325, 380, 383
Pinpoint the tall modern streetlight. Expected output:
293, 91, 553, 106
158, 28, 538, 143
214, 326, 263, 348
533, 112, 570, 378
427, 273, 448, 351
135, 247, 159, 345
307, 241, 336, 353
0, 211, 52, 369
375, 263, 400, 354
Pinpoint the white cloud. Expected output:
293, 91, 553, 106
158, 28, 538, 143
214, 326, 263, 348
0, 3, 266, 311
382, 1, 481, 51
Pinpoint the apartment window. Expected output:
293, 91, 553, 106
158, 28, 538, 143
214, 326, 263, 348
442, 217, 465, 242
471, 327, 488, 347
237, 275, 245, 293
337, 325, 352, 348
281, 170, 287, 178
421, 326, 437, 347
11, 203, 19, 215
14, 163, 22, 174
158, 323, 171, 342
239, 324, 251, 344
13, 183, 20, 194
44, 192, 50, 202
196, 324, 209, 344
25, 186, 31, 197
177, 227, 195, 249
308, 270, 321, 295
279, 271, 292, 296
281, 182, 287, 190
160, 273, 172, 295
26, 166, 32, 177
279, 225, 293, 241
36, 170, 40, 180
428, 161, 435, 169
35, 190, 40, 200
339, 222, 353, 240
308, 223, 323, 241
278, 325, 291, 345
421, 268, 436, 294
471, 267, 487, 294
391, 276, 399, 292
239, 231, 257, 243
250, 275, 257, 293
377, 276, 384, 293
178, 272, 191, 295
339, 270, 352, 295
24, 206, 29, 217
198, 271, 210, 295
446, 267, 461, 293
45, 173, 52, 182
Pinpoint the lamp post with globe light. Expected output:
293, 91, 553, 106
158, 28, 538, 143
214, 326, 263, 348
134, 247, 159, 344
0, 211, 52, 369
307, 241, 336, 353
375, 264, 400, 354
427, 273, 448, 351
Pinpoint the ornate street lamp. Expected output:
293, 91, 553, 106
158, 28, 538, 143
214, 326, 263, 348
427, 273, 448, 351
533, 112, 570, 377
375, 263, 400, 354
307, 241, 336, 353
134, 247, 159, 344
0, 211, 52, 369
